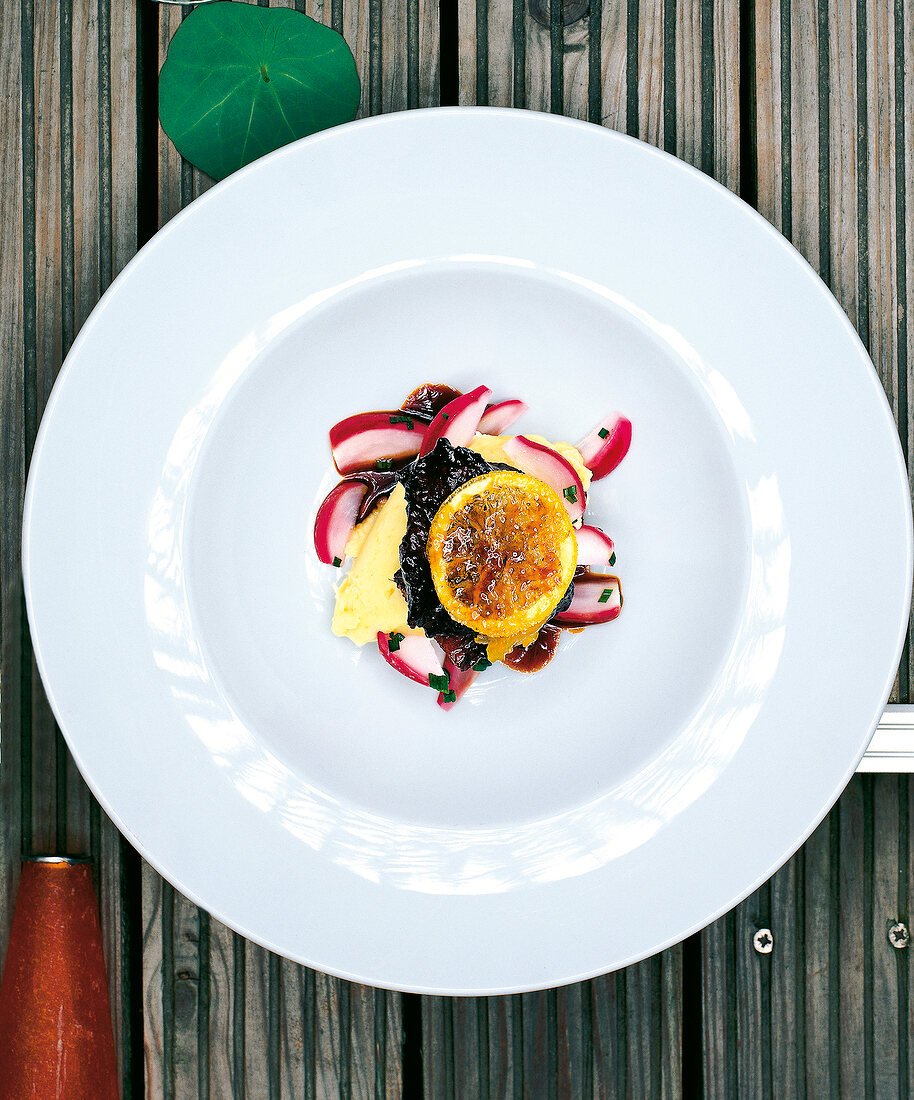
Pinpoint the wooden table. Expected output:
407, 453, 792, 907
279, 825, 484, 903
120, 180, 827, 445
1, 0, 912, 1095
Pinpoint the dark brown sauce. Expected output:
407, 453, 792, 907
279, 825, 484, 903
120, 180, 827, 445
502, 623, 562, 673
400, 383, 463, 420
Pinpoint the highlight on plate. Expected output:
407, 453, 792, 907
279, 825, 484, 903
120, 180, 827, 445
313, 384, 632, 709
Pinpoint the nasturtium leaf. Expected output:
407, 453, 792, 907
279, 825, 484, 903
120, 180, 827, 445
159, 1, 361, 181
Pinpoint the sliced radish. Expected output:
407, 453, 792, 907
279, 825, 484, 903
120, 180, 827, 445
436, 658, 478, 711
577, 413, 632, 480
330, 411, 425, 475
313, 481, 367, 566
477, 399, 528, 435
377, 632, 448, 690
501, 435, 586, 522
419, 384, 492, 456
551, 570, 623, 626
574, 525, 616, 571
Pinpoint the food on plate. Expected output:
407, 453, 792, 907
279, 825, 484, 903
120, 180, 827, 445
314, 384, 631, 709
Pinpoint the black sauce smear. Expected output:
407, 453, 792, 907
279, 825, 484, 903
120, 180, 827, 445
396, 439, 492, 666
396, 438, 574, 671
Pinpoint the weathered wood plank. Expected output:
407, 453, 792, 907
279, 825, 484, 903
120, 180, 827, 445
902, 0, 914, 701
701, 912, 735, 1100
768, 851, 805, 1098
837, 777, 867, 1097
804, 809, 839, 1099
597, 0, 628, 131
0, 0, 25, 969
636, 0, 665, 147
872, 774, 903, 1096
29, 0, 64, 862
733, 885, 771, 1099
712, 0, 740, 190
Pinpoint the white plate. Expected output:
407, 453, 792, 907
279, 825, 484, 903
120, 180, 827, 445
24, 108, 912, 994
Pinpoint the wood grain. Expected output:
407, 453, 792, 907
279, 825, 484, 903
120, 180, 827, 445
0, 0, 25, 969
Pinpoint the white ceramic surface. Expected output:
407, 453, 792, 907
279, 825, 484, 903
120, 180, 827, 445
23, 108, 913, 994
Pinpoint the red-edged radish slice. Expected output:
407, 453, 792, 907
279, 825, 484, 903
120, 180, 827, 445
577, 413, 632, 480
477, 399, 528, 435
574, 525, 616, 571
313, 481, 367, 565
501, 435, 586, 522
551, 571, 623, 626
436, 658, 478, 710
377, 632, 448, 689
330, 411, 425, 475
419, 385, 492, 456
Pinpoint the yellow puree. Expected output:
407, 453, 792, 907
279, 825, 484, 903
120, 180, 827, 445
330, 434, 591, 655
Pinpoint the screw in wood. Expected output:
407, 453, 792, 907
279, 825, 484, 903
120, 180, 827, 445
753, 928, 774, 954
888, 922, 910, 949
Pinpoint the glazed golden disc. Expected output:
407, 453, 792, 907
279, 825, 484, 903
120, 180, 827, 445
426, 470, 578, 638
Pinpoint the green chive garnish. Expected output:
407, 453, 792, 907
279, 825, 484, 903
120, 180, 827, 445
442, 689, 457, 703
563, 486, 578, 503
388, 632, 404, 652
332, 556, 342, 568
609, 552, 616, 567
598, 588, 614, 604
375, 458, 393, 471
441, 412, 450, 421
472, 659, 492, 672
389, 414, 415, 429
428, 672, 450, 692
598, 427, 610, 439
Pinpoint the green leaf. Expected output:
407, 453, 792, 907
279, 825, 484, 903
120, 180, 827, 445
159, 2, 361, 181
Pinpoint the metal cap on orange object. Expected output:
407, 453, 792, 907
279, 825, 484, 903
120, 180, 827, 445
0, 856, 119, 1100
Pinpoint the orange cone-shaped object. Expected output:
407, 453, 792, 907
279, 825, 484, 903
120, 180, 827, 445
0, 856, 119, 1100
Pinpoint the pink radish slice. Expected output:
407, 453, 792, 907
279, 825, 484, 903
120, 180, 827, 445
330, 411, 425, 475
377, 632, 447, 689
419, 384, 492, 456
313, 481, 367, 565
574, 525, 616, 571
501, 435, 586, 522
551, 570, 623, 626
577, 413, 632, 480
436, 659, 478, 711
477, 399, 528, 435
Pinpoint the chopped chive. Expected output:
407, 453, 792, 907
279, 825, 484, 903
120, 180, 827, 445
375, 458, 393, 471
441, 412, 449, 421
598, 427, 610, 439
442, 689, 457, 703
332, 556, 342, 568
597, 588, 614, 604
388, 632, 404, 652
472, 659, 491, 672
563, 486, 578, 503
428, 672, 450, 691
389, 414, 415, 429
609, 552, 616, 567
